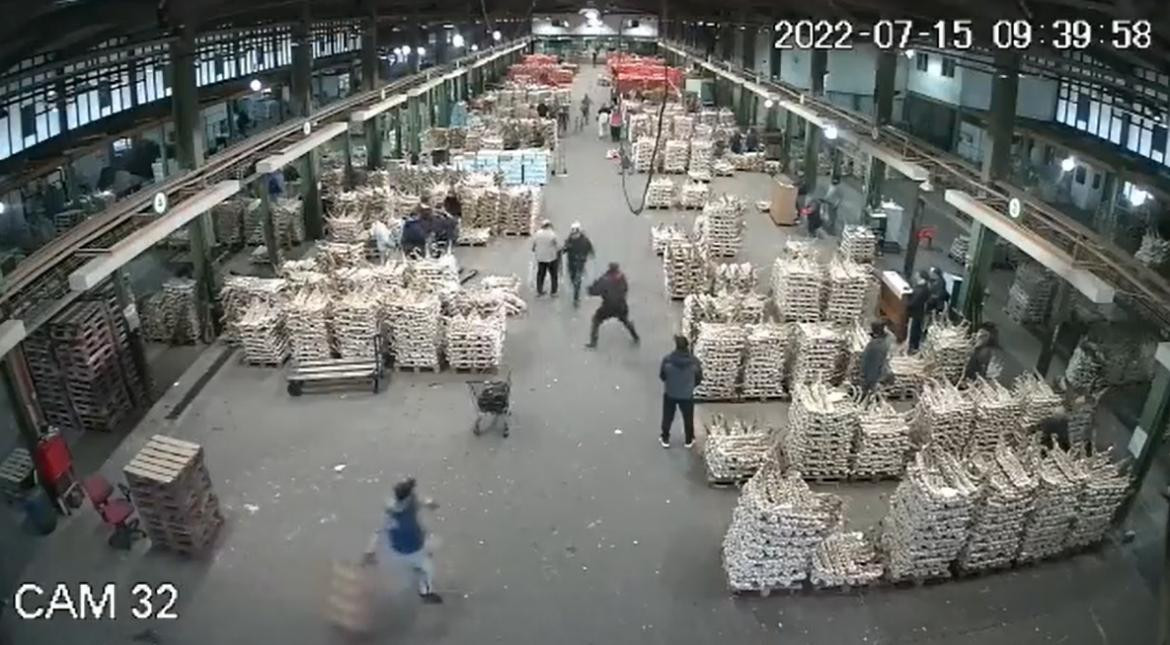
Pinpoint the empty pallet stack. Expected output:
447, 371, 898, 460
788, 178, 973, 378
124, 435, 222, 555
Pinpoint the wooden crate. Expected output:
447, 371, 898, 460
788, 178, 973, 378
124, 435, 222, 555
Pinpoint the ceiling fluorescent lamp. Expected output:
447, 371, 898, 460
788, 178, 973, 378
1130, 188, 1150, 207
1060, 156, 1076, 172
492, 30, 502, 41
452, 33, 465, 48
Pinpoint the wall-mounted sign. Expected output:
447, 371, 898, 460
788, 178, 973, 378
303, 122, 312, 136
152, 192, 168, 214
1008, 198, 1021, 219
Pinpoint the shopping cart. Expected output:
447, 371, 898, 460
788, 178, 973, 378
467, 372, 511, 437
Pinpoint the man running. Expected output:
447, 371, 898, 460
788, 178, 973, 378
585, 262, 639, 348
365, 477, 443, 604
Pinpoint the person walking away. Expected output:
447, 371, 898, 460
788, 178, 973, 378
400, 213, 427, 258
860, 321, 892, 399
803, 198, 824, 238
586, 262, 640, 348
364, 478, 443, 604
557, 103, 570, 135
824, 177, 844, 236
579, 95, 593, 132
531, 220, 561, 296
563, 222, 595, 306
907, 270, 932, 353
745, 128, 759, 152
597, 104, 612, 139
659, 335, 703, 448
963, 322, 1000, 381
592, 49, 598, 66
927, 266, 950, 318
442, 190, 462, 220
609, 103, 624, 142
537, 100, 550, 119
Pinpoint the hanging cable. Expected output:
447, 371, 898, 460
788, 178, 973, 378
617, 34, 672, 216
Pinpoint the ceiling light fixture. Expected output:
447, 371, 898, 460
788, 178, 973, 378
1130, 188, 1150, 207
452, 33, 465, 48
471, 44, 479, 51
1060, 156, 1076, 172
249, 79, 262, 92
823, 124, 839, 140
416, 46, 426, 57
492, 30, 502, 41
764, 98, 774, 108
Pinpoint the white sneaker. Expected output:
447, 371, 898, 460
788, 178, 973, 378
659, 438, 670, 449
684, 439, 695, 449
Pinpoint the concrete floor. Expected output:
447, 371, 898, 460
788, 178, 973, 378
2, 64, 1160, 645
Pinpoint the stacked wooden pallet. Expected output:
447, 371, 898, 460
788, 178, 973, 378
1016, 448, 1081, 562
921, 317, 972, 384
742, 324, 789, 400
785, 381, 858, 480
722, 463, 843, 591
124, 435, 222, 556
671, 114, 694, 139
662, 236, 709, 300
633, 138, 656, 173
444, 309, 506, 371
663, 140, 689, 173
645, 176, 675, 209
678, 180, 709, 209
697, 195, 745, 258
212, 197, 249, 246
688, 139, 713, 175
881, 450, 977, 581
883, 354, 927, 400
316, 241, 366, 273
824, 259, 871, 324
693, 323, 747, 400
501, 186, 541, 236
286, 289, 334, 363
914, 380, 975, 454
650, 223, 685, 256
1012, 372, 1064, 429
0, 448, 33, 502
141, 278, 201, 345
680, 293, 765, 344
219, 276, 286, 346
772, 255, 823, 323
236, 301, 290, 365
791, 323, 842, 385
1065, 452, 1129, 550
852, 397, 911, 479
1004, 261, 1056, 325
1135, 229, 1170, 269
710, 262, 757, 294
333, 288, 382, 360
968, 378, 1023, 455
956, 444, 1037, 572
385, 292, 442, 369
810, 531, 884, 588
839, 226, 877, 264
703, 415, 775, 483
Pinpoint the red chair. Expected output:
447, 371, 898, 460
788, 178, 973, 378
917, 226, 938, 249
82, 475, 145, 549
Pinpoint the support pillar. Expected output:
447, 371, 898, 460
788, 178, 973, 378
866, 50, 897, 209
903, 189, 927, 279
259, 180, 281, 268
343, 133, 356, 189
5, 353, 43, 447
981, 50, 1019, 183
957, 222, 999, 325
742, 27, 755, 71
407, 96, 422, 159
113, 270, 152, 396
1036, 280, 1071, 377
1120, 345, 1170, 524
782, 109, 797, 173
302, 150, 323, 240
801, 50, 827, 192
291, 5, 313, 118
361, 9, 378, 90
1094, 172, 1120, 243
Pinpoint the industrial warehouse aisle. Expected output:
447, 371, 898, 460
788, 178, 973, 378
2, 66, 1156, 645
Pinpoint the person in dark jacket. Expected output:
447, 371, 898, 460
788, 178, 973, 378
860, 320, 892, 399
659, 335, 703, 448
927, 267, 950, 315
537, 101, 550, 119
442, 191, 462, 220
1036, 411, 1071, 451
907, 270, 932, 353
585, 262, 639, 348
364, 477, 443, 603
963, 322, 1000, 381
401, 214, 427, 258
563, 222, 595, 306
803, 198, 824, 238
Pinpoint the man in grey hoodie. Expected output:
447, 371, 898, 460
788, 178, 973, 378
860, 320, 892, 399
659, 335, 703, 448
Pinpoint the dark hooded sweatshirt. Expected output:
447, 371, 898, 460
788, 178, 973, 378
660, 350, 703, 401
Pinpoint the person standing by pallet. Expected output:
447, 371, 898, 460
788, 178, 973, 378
659, 335, 703, 449
531, 220, 562, 297
562, 222, 595, 307
364, 477, 443, 604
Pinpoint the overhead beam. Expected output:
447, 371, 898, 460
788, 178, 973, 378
0, 320, 27, 359
350, 93, 407, 123
68, 181, 241, 291
256, 122, 348, 174
944, 189, 1116, 304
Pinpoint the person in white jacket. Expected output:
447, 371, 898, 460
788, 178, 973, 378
531, 219, 562, 296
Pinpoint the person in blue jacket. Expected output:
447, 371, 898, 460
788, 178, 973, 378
366, 478, 443, 604
659, 335, 703, 449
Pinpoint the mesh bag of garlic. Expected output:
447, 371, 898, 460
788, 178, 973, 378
671, 114, 694, 139
710, 262, 758, 294
1015, 447, 1082, 562
722, 462, 844, 591
444, 308, 506, 371
1134, 228, 1170, 269
679, 180, 709, 209
236, 301, 290, 366
316, 241, 366, 273
825, 259, 871, 325
650, 223, 685, 256
1064, 451, 1129, 550
967, 378, 1024, 455
791, 322, 843, 385
633, 137, 656, 173
697, 195, 746, 258
1012, 372, 1063, 430
920, 316, 972, 384
703, 415, 776, 483
332, 287, 382, 360
212, 197, 248, 246
1064, 341, 1104, 392
956, 444, 1037, 572
663, 140, 689, 173
810, 531, 885, 588
384, 291, 442, 369
220, 276, 287, 345
839, 225, 877, 264
286, 288, 335, 363
407, 255, 461, 294
693, 323, 747, 400
784, 381, 858, 480
1004, 261, 1056, 325
141, 278, 201, 345
662, 235, 709, 300
446, 282, 528, 318
881, 450, 977, 581
742, 323, 790, 400
681, 293, 766, 344
645, 176, 675, 209
852, 396, 912, 479
772, 255, 824, 323
913, 380, 975, 454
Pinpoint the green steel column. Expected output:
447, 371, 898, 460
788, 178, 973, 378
1095, 172, 1120, 244
259, 179, 281, 268
394, 109, 404, 159
902, 189, 927, 279
408, 97, 422, 157
867, 50, 897, 210
957, 221, 999, 325
302, 149, 323, 240
170, 23, 214, 336
782, 109, 797, 173
291, 6, 313, 118
3, 354, 40, 448
343, 132, 356, 188
981, 50, 1019, 183
830, 147, 842, 179
1119, 346, 1170, 526
113, 269, 153, 393
1035, 280, 1071, 377
367, 116, 384, 170
801, 49, 827, 193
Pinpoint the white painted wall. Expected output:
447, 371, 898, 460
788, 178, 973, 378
826, 46, 878, 95
958, 70, 1056, 120
531, 14, 658, 38
906, 53, 963, 105
1068, 159, 1106, 211
779, 50, 812, 90
956, 121, 985, 163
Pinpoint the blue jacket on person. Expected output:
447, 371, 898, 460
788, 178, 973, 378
660, 350, 703, 401
401, 217, 426, 246
385, 496, 425, 555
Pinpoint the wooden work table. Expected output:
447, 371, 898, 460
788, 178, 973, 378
878, 270, 912, 341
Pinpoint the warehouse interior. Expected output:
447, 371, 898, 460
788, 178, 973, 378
1, 0, 1169, 643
